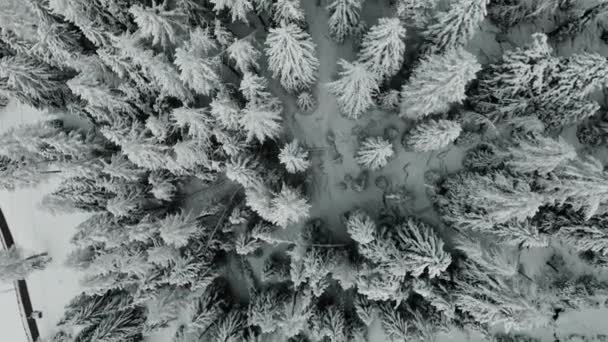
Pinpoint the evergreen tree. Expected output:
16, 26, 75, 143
0, 55, 71, 109
159, 211, 200, 248
265, 24, 319, 92
357, 17, 406, 80
471, 33, 605, 127
211, 90, 242, 130
210, 0, 254, 23
269, 184, 311, 228
327, 0, 362, 43
0, 246, 50, 282
273, 0, 306, 26
404, 119, 462, 152
496, 133, 577, 175
327, 59, 379, 119
279, 139, 310, 173
129, 4, 187, 49
240, 100, 283, 143
543, 156, 608, 220
423, 0, 488, 52
296, 91, 316, 112
435, 171, 547, 231
400, 48, 480, 119
227, 38, 260, 73
355, 136, 394, 170
396, 0, 439, 27
174, 28, 222, 96
346, 209, 376, 244
356, 217, 452, 278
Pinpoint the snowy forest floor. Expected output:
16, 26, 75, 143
4, 1, 608, 341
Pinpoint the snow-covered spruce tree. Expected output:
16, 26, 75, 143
396, 0, 439, 27
494, 220, 549, 248
279, 139, 310, 173
327, 0, 362, 43
404, 119, 462, 152
327, 59, 379, 119
495, 133, 577, 175
60, 294, 145, 342
115, 33, 192, 102
273, 0, 306, 26
357, 17, 406, 80
129, 4, 187, 49
210, 90, 242, 130
346, 209, 376, 244
225, 155, 264, 189
296, 91, 316, 112
210, 0, 254, 23
269, 183, 311, 228
227, 38, 260, 73
240, 99, 283, 143
400, 48, 481, 119
470, 33, 557, 122
434, 171, 547, 231
174, 27, 221, 96
0, 55, 71, 109
542, 156, 608, 220
355, 136, 394, 170
0, 246, 50, 282
0, 121, 103, 185
265, 23, 319, 92
471, 33, 606, 127
353, 217, 452, 278
423, 0, 488, 53
455, 262, 551, 332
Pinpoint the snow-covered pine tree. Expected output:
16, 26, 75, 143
355, 136, 394, 170
240, 100, 283, 143
273, 0, 306, 26
496, 133, 577, 175
210, 0, 254, 23
174, 27, 221, 96
404, 119, 462, 152
346, 209, 376, 244
435, 171, 547, 231
0, 156, 47, 190
538, 52, 608, 127
158, 211, 200, 248
129, 4, 187, 49
400, 48, 481, 119
455, 259, 551, 332
327, 59, 379, 119
265, 24, 319, 92
357, 217, 452, 278
211, 90, 242, 130
543, 156, 608, 220
227, 38, 260, 73
0, 246, 50, 282
0, 55, 71, 109
423, 0, 488, 53
279, 139, 310, 173
396, 0, 439, 27
357, 17, 406, 80
327, 0, 362, 43
269, 184, 311, 228
225, 155, 264, 189
296, 91, 316, 112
